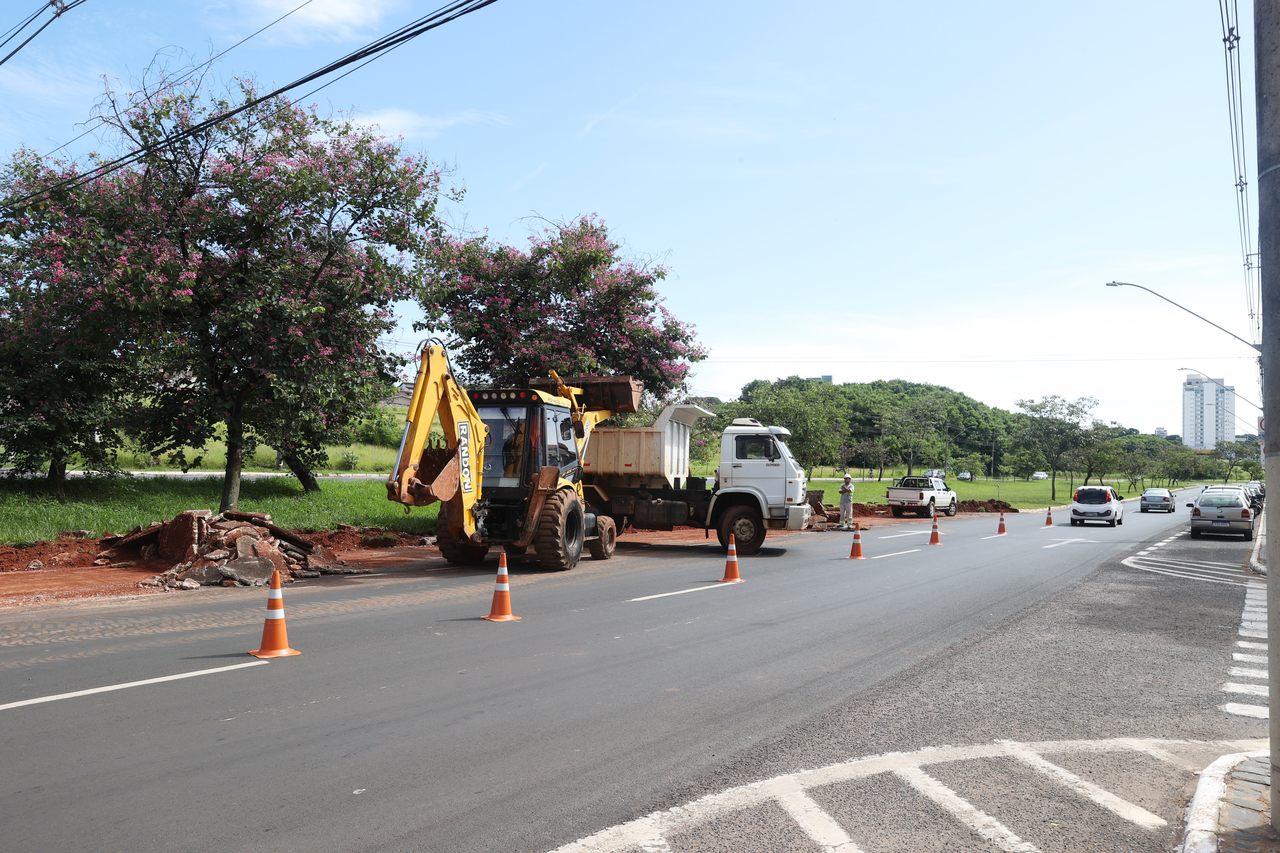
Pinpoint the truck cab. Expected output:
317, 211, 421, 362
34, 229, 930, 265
711, 418, 810, 549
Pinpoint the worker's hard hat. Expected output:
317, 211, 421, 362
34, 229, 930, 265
843, 474, 852, 480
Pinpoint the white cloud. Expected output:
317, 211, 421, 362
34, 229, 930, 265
236, 0, 403, 43
351, 107, 508, 140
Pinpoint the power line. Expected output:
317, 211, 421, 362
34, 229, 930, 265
3, 0, 498, 213
1217, 0, 1262, 343
0, 2, 49, 49
0, 0, 87, 68
41, 0, 317, 159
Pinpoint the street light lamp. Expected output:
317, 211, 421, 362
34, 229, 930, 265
1105, 281, 1262, 353
1178, 367, 1263, 411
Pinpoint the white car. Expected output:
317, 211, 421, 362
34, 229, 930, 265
1031, 471, 1049, 481
1070, 485, 1125, 527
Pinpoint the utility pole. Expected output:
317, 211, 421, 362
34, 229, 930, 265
1257, 0, 1280, 830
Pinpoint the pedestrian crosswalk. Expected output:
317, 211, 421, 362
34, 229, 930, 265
1222, 580, 1269, 720
1121, 532, 1254, 586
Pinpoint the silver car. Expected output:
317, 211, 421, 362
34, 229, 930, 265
1187, 492, 1257, 540
1139, 488, 1175, 513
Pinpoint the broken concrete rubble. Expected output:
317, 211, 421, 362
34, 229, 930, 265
104, 509, 367, 591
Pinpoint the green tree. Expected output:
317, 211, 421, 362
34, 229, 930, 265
1015, 396, 1097, 500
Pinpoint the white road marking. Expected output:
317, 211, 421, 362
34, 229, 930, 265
999, 742, 1165, 829
0, 661, 270, 712
896, 766, 1039, 852
549, 738, 1266, 853
1223, 682, 1269, 697
1238, 641, 1268, 650
1043, 538, 1097, 549
870, 549, 921, 560
1221, 703, 1269, 719
629, 584, 738, 603
1234, 653, 1269, 664
771, 779, 864, 852
879, 530, 930, 539
981, 534, 1007, 541
1240, 629, 1268, 639
1229, 667, 1269, 680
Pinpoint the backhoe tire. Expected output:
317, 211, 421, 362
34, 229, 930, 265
587, 516, 617, 560
535, 490, 584, 570
436, 520, 489, 566
717, 505, 766, 555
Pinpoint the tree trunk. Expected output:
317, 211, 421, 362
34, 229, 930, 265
46, 453, 67, 494
281, 452, 321, 493
220, 407, 244, 513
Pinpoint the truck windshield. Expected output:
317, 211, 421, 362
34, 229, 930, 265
478, 405, 531, 488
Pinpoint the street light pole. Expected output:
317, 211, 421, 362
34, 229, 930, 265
1105, 281, 1263, 353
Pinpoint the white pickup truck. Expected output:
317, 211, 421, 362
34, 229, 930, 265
886, 476, 957, 518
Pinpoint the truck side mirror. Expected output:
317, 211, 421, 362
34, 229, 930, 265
574, 421, 585, 439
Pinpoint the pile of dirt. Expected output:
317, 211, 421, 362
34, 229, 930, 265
957, 499, 1017, 513
93, 509, 364, 591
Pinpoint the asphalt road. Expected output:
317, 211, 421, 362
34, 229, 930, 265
0, 491, 1262, 852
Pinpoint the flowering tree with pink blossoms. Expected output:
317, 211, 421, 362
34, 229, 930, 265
1, 80, 446, 509
416, 215, 705, 398
0, 153, 144, 486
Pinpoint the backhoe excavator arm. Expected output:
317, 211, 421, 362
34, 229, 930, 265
386, 343, 486, 538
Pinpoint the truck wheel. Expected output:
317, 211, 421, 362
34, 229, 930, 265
945, 500, 958, 517
436, 519, 489, 565
718, 505, 766, 555
919, 500, 935, 519
535, 489, 584, 570
587, 516, 617, 560
891, 507, 904, 518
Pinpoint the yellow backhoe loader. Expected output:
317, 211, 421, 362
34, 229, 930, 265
386, 342, 640, 570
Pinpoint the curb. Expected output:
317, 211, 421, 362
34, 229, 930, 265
1182, 749, 1269, 853
1250, 507, 1267, 576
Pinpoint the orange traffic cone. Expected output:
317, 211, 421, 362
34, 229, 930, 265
1045, 507, 1054, 526
482, 553, 522, 622
997, 511, 1007, 535
721, 534, 744, 583
250, 569, 300, 658
849, 523, 865, 559
928, 517, 941, 545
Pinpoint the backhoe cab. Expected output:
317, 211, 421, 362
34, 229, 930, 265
386, 342, 641, 570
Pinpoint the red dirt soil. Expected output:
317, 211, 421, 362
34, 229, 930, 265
0, 510, 974, 608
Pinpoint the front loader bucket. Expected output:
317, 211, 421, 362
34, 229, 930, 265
409, 446, 461, 504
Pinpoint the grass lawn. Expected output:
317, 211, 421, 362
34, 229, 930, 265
116, 442, 399, 474
0, 478, 439, 545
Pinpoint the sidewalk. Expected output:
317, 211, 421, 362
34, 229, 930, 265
1185, 516, 1276, 852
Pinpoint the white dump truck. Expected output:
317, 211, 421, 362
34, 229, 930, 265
582, 405, 810, 554
885, 475, 958, 518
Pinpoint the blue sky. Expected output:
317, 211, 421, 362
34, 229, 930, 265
0, 0, 1264, 436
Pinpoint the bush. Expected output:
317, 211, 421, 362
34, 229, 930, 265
353, 407, 402, 448
337, 450, 360, 471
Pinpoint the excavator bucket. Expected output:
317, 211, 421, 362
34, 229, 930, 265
410, 445, 461, 504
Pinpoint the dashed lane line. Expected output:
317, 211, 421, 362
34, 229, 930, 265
628, 584, 738, 603
869, 549, 920, 560
0, 660, 269, 711
547, 737, 1265, 853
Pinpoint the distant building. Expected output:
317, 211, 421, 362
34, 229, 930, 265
1153, 427, 1167, 438
1181, 376, 1235, 449
806, 375, 833, 384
